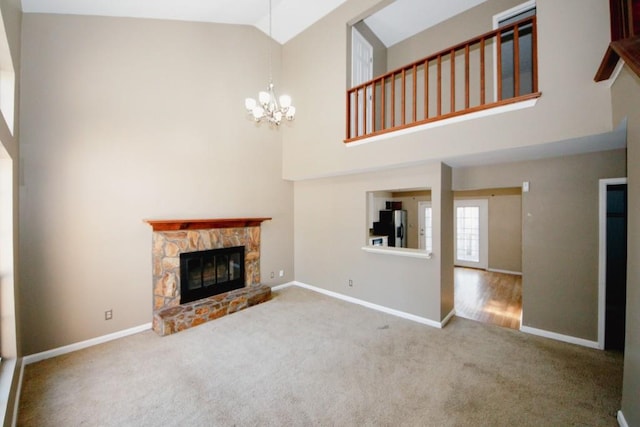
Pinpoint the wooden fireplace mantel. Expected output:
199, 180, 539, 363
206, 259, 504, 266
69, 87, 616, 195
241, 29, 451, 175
144, 217, 271, 232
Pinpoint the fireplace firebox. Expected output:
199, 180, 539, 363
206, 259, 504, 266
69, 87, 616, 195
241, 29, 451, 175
179, 246, 245, 304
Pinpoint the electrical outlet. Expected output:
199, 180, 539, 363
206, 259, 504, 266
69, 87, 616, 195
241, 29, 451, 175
270, 271, 275, 279
348, 279, 353, 287
105, 309, 113, 320
279, 270, 284, 277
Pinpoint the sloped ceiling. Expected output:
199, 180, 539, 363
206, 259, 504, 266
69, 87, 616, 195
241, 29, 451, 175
21, 0, 485, 45
365, 0, 487, 47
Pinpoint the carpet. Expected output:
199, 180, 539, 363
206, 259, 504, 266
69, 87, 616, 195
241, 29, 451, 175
18, 285, 623, 426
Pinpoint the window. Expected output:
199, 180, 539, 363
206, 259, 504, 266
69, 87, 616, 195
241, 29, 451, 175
454, 199, 488, 269
456, 206, 480, 262
365, 189, 433, 258
494, 1, 536, 101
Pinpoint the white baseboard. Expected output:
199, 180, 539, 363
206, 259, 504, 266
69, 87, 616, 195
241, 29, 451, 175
487, 268, 522, 276
23, 323, 152, 365
13, 361, 24, 427
0, 359, 16, 427
520, 325, 600, 349
286, 281, 446, 328
441, 309, 456, 327
270, 282, 296, 292
617, 410, 629, 427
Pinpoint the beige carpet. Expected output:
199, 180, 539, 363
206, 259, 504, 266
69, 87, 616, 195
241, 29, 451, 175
18, 286, 623, 426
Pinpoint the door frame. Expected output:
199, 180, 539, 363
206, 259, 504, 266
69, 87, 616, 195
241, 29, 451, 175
418, 201, 432, 251
454, 199, 489, 269
598, 177, 627, 350
351, 26, 373, 135
492, 0, 536, 102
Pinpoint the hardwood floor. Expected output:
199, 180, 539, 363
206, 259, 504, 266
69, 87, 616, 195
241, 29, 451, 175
454, 267, 522, 330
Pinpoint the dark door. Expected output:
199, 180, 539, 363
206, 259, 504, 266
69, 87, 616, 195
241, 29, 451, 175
605, 184, 627, 351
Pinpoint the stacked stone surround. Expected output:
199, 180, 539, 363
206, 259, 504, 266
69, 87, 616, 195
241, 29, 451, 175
146, 218, 271, 336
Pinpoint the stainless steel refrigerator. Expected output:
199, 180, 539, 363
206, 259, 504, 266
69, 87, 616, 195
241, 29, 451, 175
373, 209, 407, 248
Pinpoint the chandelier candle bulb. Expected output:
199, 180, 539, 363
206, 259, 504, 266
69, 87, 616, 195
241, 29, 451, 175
279, 95, 291, 108
259, 91, 270, 105
245, 98, 256, 110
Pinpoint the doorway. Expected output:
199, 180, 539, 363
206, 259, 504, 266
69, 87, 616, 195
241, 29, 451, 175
454, 268, 523, 329
417, 201, 432, 252
598, 178, 628, 351
351, 27, 373, 136
453, 190, 523, 330
493, 1, 537, 101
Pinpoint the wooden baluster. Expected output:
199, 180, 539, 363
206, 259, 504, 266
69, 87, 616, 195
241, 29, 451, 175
381, 76, 386, 131
412, 64, 417, 123
363, 85, 368, 135
401, 68, 406, 125
391, 72, 396, 128
497, 30, 503, 101
532, 17, 538, 93
424, 59, 429, 120
346, 90, 351, 139
437, 55, 442, 117
354, 88, 359, 136
450, 49, 455, 113
372, 81, 377, 133
465, 44, 470, 109
514, 25, 520, 97
480, 37, 486, 105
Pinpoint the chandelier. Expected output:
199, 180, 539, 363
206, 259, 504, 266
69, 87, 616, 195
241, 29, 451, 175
244, 0, 296, 126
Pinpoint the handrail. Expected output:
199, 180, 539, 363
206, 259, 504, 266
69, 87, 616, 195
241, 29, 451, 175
346, 16, 540, 143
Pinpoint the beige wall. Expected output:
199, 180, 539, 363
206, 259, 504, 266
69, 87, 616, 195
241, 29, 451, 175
19, 14, 294, 355
439, 164, 454, 319
612, 66, 640, 427
294, 163, 448, 321
453, 149, 626, 341
282, 0, 612, 180
387, 0, 523, 70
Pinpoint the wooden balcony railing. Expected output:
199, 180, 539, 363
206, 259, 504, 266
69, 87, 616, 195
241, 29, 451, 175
346, 16, 541, 143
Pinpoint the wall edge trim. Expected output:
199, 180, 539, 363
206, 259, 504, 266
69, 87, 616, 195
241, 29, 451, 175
617, 410, 629, 427
287, 281, 444, 328
23, 323, 152, 365
520, 325, 600, 349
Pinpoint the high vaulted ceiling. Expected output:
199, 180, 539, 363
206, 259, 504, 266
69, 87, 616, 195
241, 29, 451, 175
20, 0, 486, 45
20, 0, 348, 44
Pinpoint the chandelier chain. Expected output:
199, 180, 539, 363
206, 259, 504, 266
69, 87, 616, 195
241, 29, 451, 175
244, 0, 296, 126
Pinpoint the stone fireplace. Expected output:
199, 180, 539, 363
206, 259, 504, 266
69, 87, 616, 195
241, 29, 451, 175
145, 218, 272, 335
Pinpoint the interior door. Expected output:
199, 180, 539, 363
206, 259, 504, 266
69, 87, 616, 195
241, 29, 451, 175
605, 183, 627, 350
351, 27, 373, 135
454, 199, 488, 269
418, 201, 432, 252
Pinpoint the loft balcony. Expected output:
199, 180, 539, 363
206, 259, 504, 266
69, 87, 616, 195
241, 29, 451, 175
345, 16, 542, 143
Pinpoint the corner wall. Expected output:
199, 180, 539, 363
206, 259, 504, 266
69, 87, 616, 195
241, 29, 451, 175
453, 149, 626, 342
293, 163, 446, 321
19, 14, 294, 355
612, 66, 640, 427
0, 0, 22, 424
